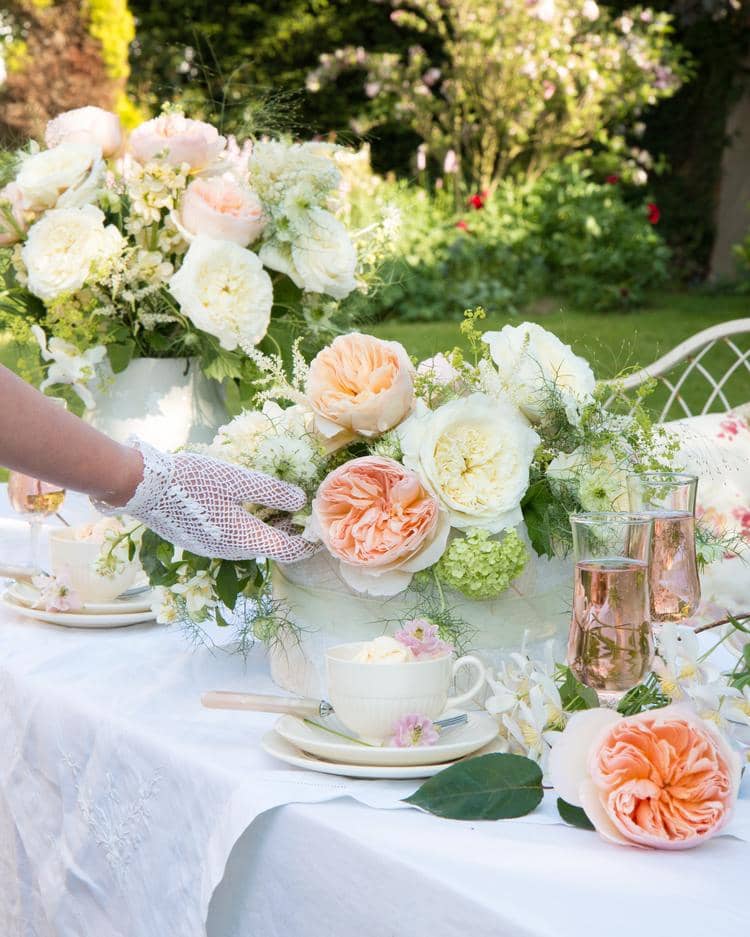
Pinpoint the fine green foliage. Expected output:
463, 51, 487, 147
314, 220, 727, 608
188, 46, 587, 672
557, 798, 595, 831
404, 753, 543, 820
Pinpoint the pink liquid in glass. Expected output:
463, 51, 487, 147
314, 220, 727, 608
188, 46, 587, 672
568, 559, 653, 692
649, 511, 700, 622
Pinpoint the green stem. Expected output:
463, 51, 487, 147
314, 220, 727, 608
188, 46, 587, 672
303, 718, 376, 747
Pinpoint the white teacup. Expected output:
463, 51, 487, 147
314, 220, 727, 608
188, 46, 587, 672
48, 528, 139, 603
326, 641, 485, 743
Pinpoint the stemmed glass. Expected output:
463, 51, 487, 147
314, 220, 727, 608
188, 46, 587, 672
7, 398, 68, 572
566, 512, 654, 704
627, 472, 701, 625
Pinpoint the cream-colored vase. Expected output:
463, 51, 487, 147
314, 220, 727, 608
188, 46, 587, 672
86, 357, 227, 448
267, 548, 572, 697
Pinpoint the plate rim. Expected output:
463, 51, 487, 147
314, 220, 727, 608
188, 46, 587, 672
7, 580, 154, 614
1, 593, 157, 628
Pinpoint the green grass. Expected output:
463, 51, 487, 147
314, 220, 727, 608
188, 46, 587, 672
372, 291, 750, 419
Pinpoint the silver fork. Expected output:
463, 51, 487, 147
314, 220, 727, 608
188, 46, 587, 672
435, 713, 469, 732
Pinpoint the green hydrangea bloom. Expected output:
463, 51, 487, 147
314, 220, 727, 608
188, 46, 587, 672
435, 529, 528, 600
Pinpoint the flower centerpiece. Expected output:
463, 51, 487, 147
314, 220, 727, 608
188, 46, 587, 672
0, 105, 385, 446
134, 310, 678, 695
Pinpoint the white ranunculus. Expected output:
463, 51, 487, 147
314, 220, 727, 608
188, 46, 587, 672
398, 394, 540, 532
260, 207, 357, 300
21, 205, 124, 301
169, 236, 273, 352
15, 142, 105, 210
482, 322, 596, 425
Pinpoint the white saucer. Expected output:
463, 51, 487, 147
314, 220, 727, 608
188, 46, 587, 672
262, 730, 459, 779
273, 711, 499, 767
7, 580, 154, 614
1, 593, 157, 628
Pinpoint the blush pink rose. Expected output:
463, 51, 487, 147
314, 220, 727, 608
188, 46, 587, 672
311, 456, 449, 596
45, 106, 123, 158
306, 333, 414, 442
550, 705, 741, 850
178, 176, 266, 246
0, 182, 30, 245
129, 114, 226, 170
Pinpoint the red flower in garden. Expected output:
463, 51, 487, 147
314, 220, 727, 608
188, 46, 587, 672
456, 219, 470, 231
468, 190, 488, 210
606, 174, 620, 185
647, 202, 661, 224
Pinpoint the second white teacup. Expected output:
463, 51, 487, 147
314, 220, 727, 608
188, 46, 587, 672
326, 641, 485, 744
48, 528, 139, 603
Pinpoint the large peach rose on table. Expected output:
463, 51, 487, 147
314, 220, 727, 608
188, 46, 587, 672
550, 705, 741, 850
310, 456, 450, 596
306, 333, 414, 445
177, 176, 266, 246
129, 114, 226, 170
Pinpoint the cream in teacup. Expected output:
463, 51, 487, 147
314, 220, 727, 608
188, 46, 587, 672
354, 635, 415, 664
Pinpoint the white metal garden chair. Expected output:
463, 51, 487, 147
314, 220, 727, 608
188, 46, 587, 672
602, 318, 750, 420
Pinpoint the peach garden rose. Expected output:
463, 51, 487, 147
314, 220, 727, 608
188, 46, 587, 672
311, 456, 450, 596
306, 333, 415, 444
178, 176, 266, 246
549, 705, 741, 849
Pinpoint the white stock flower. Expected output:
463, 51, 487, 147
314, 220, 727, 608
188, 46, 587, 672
260, 208, 357, 300
31, 325, 106, 409
482, 322, 595, 425
21, 205, 125, 301
398, 394, 539, 532
15, 142, 105, 210
169, 236, 273, 351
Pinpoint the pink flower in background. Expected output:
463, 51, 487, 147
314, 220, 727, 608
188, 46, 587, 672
606, 174, 620, 185
542, 80, 556, 100
550, 706, 741, 850
45, 106, 123, 157
647, 202, 661, 225
455, 219, 469, 232
443, 149, 458, 174
468, 191, 487, 210
395, 619, 453, 659
717, 415, 749, 441
390, 714, 440, 747
31, 571, 81, 613
129, 114, 226, 170
178, 176, 266, 246
416, 353, 458, 386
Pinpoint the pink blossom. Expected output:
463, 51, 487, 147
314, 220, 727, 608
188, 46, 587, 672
31, 571, 81, 612
390, 713, 440, 748
394, 618, 454, 659
443, 149, 458, 174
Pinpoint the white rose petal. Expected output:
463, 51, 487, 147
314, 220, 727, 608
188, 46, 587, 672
398, 395, 539, 533
21, 205, 124, 301
169, 235, 273, 352
16, 142, 105, 210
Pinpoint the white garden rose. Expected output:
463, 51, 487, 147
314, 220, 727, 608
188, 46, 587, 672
398, 394, 540, 532
259, 207, 357, 300
15, 142, 105, 210
168, 235, 273, 352
21, 205, 125, 301
482, 322, 596, 425
45, 106, 123, 157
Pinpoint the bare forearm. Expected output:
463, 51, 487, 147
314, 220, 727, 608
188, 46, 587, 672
0, 366, 143, 506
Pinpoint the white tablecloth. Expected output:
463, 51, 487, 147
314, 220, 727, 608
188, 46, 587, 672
0, 493, 748, 937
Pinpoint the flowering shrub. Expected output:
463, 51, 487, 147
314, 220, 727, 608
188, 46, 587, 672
308, 0, 688, 190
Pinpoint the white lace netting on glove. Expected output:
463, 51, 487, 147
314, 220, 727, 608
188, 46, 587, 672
97, 439, 318, 563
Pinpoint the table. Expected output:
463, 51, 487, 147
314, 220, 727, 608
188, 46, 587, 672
0, 493, 748, 937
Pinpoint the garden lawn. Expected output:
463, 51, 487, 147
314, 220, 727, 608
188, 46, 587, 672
372, 292, 750, 419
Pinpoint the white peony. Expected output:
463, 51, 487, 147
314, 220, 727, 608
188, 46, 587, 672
169, 236, 273, 352
398, 394, 540, 532
260, 207, 357, 300
21, 205, 124, 301
482, 322, 596, 425
15, 142, 105, 210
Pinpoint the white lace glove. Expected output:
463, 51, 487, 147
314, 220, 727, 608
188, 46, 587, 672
98, 440, 317, 563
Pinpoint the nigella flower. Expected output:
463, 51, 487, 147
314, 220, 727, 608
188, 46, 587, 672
394, 618, 453, 659
390, 714, 439, 748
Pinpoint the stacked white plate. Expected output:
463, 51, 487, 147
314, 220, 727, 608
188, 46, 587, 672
261, 711, 500, 779
1, 579, 157, 628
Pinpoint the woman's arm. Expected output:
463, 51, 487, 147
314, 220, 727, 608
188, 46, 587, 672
0, 365, 142, 505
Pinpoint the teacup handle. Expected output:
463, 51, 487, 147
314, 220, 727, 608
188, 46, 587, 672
446, 654, 485, 710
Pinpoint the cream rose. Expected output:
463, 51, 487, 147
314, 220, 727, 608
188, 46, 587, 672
45, 106, 123, 157
178, 176, 266, 246
21, 205, 125, 301
168, 236, 273, 352
482, 322, 595, 425
259, 207, 357, 300
398, 394, 540, 532
306, 333, 414, 443
0, 182, 30, 246
15, 142, 105, 210
355, 636, 415, 663
129, 114, 226, 170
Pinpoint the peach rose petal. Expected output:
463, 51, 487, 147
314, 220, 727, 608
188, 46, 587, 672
548, 707, 619, 806
579, 779, 631, 847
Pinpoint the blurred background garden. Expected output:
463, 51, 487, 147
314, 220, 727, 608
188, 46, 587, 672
1, 0, 749, 413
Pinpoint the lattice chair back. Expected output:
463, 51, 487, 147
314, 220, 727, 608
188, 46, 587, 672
602, 318, 750, 421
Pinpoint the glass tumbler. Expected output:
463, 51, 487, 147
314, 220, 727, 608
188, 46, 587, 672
627, 472, 700, 624
567, 512, 654, 701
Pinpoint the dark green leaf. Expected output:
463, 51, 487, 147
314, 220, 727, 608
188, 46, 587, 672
557, 798, 595, 830
215, 606, 230, 628
556, 665, 599, 711
404, 753, 543, 820
215, 561, 239, 610
181, 550, 211, 571
127, 539, 136, 562
107, 341, 136, 374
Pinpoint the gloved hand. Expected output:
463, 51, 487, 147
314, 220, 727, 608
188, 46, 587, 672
98, 439, 316, 563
